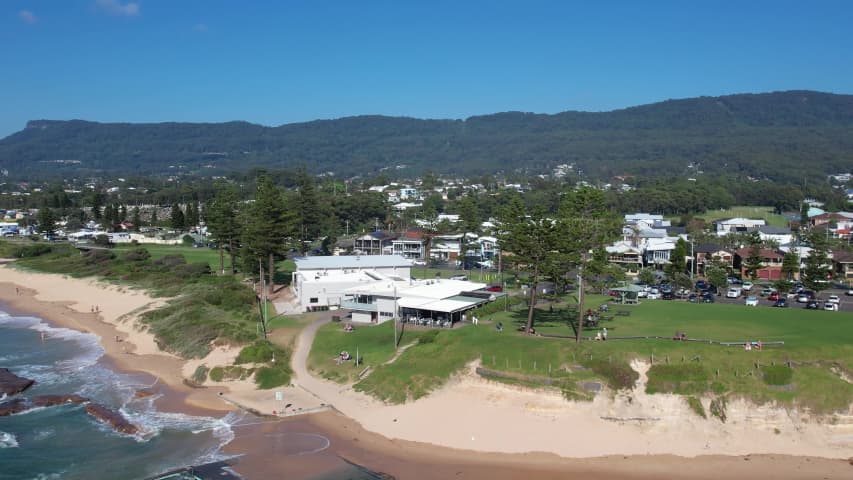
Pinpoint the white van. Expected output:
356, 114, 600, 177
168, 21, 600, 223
726, 287, 742, 298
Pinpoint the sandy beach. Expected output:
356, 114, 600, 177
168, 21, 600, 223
1, 263, 851, 479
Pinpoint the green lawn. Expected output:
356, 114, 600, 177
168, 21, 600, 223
683, 205, 790, 228
310, 297, 853, 411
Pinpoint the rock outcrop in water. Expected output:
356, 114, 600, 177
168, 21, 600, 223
0, 394, 89, 416
0, 368, 35, 396
84, 403, 139, 435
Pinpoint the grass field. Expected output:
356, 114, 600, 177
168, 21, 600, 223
680, 205, 790, 228
112, 244, 232, 272
309, 296, 853, 411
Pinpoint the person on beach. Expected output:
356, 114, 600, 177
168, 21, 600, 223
602, 327, 608, 341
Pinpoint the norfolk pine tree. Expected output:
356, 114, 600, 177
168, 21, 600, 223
206, 186, 242, 275
243, 176, 294, 295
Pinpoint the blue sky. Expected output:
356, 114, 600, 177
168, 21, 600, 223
2, 0, 853, 138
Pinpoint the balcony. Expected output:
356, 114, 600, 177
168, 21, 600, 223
340, 300, 378, 312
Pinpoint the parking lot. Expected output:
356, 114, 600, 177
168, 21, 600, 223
657, 287, 853, 312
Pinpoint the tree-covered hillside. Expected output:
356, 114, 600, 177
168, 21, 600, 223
1, 90, 852, 181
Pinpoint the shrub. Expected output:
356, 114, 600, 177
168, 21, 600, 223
583, 358, 638, 391
762, 365, 793, 386
93, 234, 113, 247
209, 366, 224, 382
192, 365, 209, 384
83, 249, 115, 264
710, 396, 727, 423
13, 244, 53, 258
469, 295, 526, 317
174, 262, 211, 278
153, 254, 186, 268
183, 235, 195, 245
686, 396, 706, 418
418, 330, 441, 344
236, 341, 287, 364
255, 365, 291, 389
122, 248, 151, 262
646, 364, 709, 395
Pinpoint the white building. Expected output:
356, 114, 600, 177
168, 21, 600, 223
714, 218, 766, 236
342, 278, 490, 324
291, 255, 413, 312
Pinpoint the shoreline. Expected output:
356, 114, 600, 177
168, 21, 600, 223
1, 264, 851, 479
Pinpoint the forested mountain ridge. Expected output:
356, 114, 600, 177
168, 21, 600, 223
2, 90, 852, 181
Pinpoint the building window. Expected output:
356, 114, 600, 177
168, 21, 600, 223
380, 312, 394, 318
309, 297, 319, 304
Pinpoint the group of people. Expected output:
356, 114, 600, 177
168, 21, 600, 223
595, 327, 608, 341
343, 323, 354, 332
744, 340, 763, 351
336, 350, 352, 365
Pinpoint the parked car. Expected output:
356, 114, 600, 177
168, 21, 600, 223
695, 280, 708, 290
687, 293, 699, 303
647, 289, 660, 300
662, 291, 675, 300
702, 293, 715, 303
760, 287, 775, 297
450, 275, 469, 281
726, 288, 742, 298
742, 281, 754, 291
797, 291, 816, 303
659, 284, 673, 294
805, 300, 820, 310
826, 294, 840, 304
767, 292, 780, 302
773, 298, 788, 308
824, 302, 838, 311
485, 285, 503, 292
727, 277, 743, 285
846, 288, 853, 296
745, 296, 759, 306
412, 259, 427, 266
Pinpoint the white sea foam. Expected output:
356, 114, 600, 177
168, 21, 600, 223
121, 408, 239, 446
0, 430, 19, 448
0, 311, 104, 370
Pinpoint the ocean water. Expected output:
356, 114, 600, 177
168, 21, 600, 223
0, 309, 237, 480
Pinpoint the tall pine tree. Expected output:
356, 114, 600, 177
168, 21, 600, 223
243, 176, 293, 295
206, 186, 242, 275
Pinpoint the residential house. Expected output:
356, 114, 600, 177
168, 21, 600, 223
713, 218, 766, 237
353, 231, 397, 256
831, 249, 853, 283
734, 247, 784, 280
694, 243, 734, 275
752, 225, 794, 246
392, 231, 426, 260
605, 241, 644, 273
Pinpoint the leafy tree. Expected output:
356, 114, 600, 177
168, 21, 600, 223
801, 232, 831, 294
297, 170, 323, 253
150, 208, 158, 226
457, 194, 482, 270
557, 187, 622, 343
170, 203, 185, 231
36, 207, 57, 238
91, 191, 104, 220
243, 175, 294, 295
705, 259, 728, 295
498, 196, 558, 334
666, 238, 688, 278
781, 249, 800, 280
670, 272, 692, 293
638, 268, 656, 285
131, 206, 141, 232
185, 202, 200, 230
206, 185, 242, 275
119, 204, 128, 222
743, 233, 764, 280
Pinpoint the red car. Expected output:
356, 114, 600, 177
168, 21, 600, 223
767, 292, 780, 302
485, 285, 503, 292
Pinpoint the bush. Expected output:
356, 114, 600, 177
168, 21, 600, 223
13, 244, 53, 258
646, 364, 709, 395
192, 365, 209, 384
174, 262, 211, 278
469, 295, 526, 317
153, 254, 186, 268
236, 341, 287, 364
583, 358, 638, 391
122, 248, 151, 262
208, 365, 252, 382
209, 366, 224, 382
710, 396, 728, 423
93, 234, 113, 247
182, 235, 195, 246
255, 365, 291, 389
83, 249, 115, 264
418, 330, 441, 345
762, 365, 793, 386
686, 396, 707, 418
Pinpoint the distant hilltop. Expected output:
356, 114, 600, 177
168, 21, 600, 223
2, 90, 852, 181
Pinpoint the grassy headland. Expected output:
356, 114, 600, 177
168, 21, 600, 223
310, 294, 853, 413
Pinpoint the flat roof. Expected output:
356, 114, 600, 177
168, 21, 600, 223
295, 255, 412, 270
